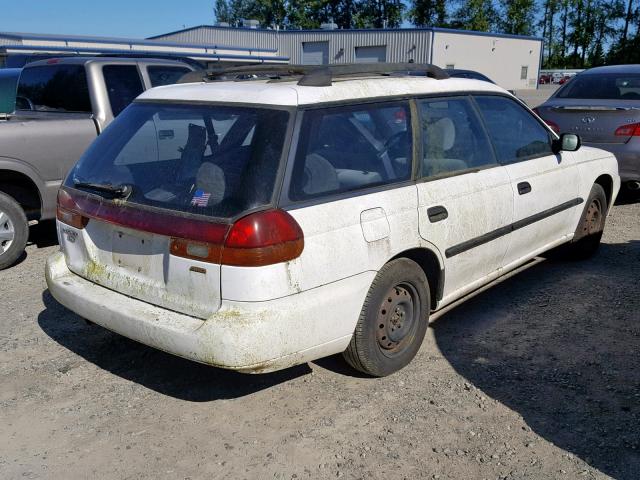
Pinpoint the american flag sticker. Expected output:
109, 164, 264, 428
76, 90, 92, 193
191, 189, 211, 207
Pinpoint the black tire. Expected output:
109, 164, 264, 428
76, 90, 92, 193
343, 258, 430, 377
565, 184, 608, 260
0, 192, 29, 270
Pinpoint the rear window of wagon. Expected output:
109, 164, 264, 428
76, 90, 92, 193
66, 103, 291, 219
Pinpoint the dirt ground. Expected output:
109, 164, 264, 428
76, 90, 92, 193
1, 196, 639, 480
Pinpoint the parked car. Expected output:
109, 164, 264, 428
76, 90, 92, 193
539, 73, 551, 84
0, 68, 21, 119
0, 57, 194, 269
534, 64, 640, 193
46, 63, 619, 377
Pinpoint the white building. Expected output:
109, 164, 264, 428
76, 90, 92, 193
151, 25, 543, 90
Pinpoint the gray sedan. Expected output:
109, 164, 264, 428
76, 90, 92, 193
535, 65, 640, 192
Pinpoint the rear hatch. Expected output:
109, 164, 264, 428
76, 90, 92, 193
537, 71, 640, 144
59, 101, 290, 318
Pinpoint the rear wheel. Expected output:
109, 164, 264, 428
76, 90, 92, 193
566, 184, 607, 260
343, 258, 430, 377
0, 192, 29, 270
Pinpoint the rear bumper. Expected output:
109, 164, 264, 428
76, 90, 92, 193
584, 141, 640, 183
45, 251, 373, 373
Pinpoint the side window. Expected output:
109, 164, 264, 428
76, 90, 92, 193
289, 102, 412, 201
147, 66, 192, 87
475, 96, 553, 164
103, 65, 144, 117
418, 97, 496, 178
16, 65, 91, 113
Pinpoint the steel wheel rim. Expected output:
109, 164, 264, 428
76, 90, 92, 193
376, 282, 420, 358
0, 209, 15, 254
584, 198, 602, 235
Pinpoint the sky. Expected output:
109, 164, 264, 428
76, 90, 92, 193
0, 0, 215, 39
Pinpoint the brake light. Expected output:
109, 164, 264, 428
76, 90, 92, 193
533, 108, 560, 134
221, 209, 304, 267
58, 187, 304, 267
614, 122, 640, 137
56, 189, 89, 229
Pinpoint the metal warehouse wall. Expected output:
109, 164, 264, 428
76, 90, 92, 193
279, 30, 431, 64
151, 26, 543, 90
150, 26, 279, 52
431, 31, 542, 90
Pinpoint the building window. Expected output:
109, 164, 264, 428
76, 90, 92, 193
446, 64, 455, 69
521, 66, 528, 80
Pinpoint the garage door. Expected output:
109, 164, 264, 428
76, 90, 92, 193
355, 46, 386, 63
302, 42, 329, 65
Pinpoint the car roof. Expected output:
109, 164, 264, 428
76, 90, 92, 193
581, 64, 640, 75
138, 75, 507, 107
23, 57, 191, 68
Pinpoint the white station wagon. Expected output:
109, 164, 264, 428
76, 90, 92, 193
46, 64, 620, 376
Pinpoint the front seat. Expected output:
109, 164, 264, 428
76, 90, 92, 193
423, 117, 468, 176
300, 153, 339, 197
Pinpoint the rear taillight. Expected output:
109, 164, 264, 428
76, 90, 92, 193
57, 189, 89, 229
614, 122, 640, 137
222, 209, 304, 267
533, 108, 560, 134
171, 209, 304, 267
57, 187, 304, 267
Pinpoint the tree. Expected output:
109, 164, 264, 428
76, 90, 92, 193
214, 0, 233, 23
450, 0, 497, 31
408, 0, 447, 27
353, 0, 405, 28
499, 0, 536, 35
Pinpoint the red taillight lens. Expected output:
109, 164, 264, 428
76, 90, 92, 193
58, 187, 303, 267
614, 122, 640, 137
56, 189, 89, 229
533, 108, 560, 134
221, 209, 304, 267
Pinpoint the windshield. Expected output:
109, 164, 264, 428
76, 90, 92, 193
556, 73, 640, 100
65, 102, 291, 219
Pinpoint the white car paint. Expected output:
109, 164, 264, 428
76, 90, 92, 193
46, 73, 621, 373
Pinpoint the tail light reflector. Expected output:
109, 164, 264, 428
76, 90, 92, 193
614, 122, 640, 137
58, 187, 304, 267
221, 209, 304, 267
57, 189, 89, 229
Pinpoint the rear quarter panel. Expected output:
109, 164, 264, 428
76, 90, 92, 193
0, 117, 98, 218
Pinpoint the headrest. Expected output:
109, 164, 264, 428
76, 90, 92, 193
195, 162, 225, 205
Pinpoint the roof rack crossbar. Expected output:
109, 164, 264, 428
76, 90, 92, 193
177, 63, 449, 86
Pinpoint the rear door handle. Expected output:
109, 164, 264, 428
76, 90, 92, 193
427, 206, 448, 223
517, 182, 532, 195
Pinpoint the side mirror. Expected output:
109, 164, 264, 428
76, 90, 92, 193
552, 133, 581, 153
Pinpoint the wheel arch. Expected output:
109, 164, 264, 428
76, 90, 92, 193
389, 247, 444, 311
0, 169, 42, 221
594, 174, 613, 213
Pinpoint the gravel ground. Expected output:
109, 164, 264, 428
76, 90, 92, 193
1, 198, 639, 480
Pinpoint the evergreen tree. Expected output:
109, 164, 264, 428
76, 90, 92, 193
450, 0, 497, 31
408, 0, 447, 27
499, 0, 535, 35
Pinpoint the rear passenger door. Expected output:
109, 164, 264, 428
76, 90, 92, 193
474, 95, 581, 267
415, 96, 513, 303
282, 101, 420, 307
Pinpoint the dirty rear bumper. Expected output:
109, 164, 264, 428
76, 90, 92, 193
45, 252, 372, 373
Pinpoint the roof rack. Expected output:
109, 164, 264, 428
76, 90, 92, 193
177, 63, 449, 86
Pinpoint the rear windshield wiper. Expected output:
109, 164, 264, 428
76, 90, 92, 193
73, 181, 132, 199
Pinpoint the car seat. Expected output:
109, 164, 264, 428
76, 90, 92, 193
423, 117, 468, 175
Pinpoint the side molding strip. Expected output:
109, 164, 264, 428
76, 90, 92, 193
445, 197, 584, 258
